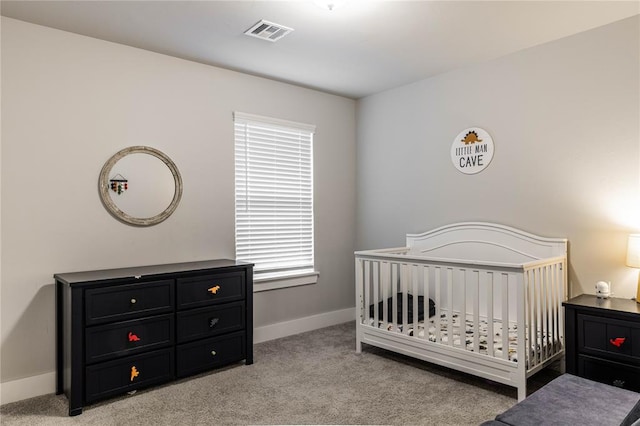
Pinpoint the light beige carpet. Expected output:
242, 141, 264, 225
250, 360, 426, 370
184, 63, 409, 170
0, 322, 559, 425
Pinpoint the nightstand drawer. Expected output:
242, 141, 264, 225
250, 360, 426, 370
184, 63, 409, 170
85, 314, 174, 364
176, 272, 245, 309
176, 331, 245, 377
579, 354, 640, 391
85, 348, 174, 403
176, 301, 245, 343
85, 280, 173, 325
577, 313, 640, 363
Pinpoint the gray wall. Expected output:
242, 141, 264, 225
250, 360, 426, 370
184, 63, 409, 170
356, 16, 640, 299
1, 18, 356, 382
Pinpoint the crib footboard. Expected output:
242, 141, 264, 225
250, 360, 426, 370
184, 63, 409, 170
355, 251, 566, 400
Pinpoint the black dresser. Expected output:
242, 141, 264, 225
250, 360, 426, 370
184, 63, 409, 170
563, 294, 640, 391
55, 259, 253, 416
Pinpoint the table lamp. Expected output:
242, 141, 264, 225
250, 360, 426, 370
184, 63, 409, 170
626, 234, 640, 302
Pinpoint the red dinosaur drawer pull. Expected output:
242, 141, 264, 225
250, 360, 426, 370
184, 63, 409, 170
610, 337, 626, 348
128, 332, 141, 342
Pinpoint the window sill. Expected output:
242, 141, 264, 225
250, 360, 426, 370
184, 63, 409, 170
253, 270, 319, 293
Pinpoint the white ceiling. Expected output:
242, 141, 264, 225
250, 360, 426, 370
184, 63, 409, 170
2, 0, 638, 99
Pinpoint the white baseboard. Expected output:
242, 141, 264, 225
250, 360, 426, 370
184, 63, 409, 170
253, 307, 355, 344
1, 371, 56, 405
0, 307, 356, 405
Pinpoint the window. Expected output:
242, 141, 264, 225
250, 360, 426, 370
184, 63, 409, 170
234, 112, 318, 291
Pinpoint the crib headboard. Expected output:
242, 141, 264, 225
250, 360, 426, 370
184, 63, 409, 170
406, 222, 567, 266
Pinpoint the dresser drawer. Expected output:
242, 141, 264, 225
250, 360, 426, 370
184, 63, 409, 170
85, 348, 174, 403
85, 280, 173, 325
85, 314, 174, 364
176, 301, 245, 344
577, 313, 640, 364
176, 272, 245, 309
578, 354, 640, 391
176, 331, 245, 377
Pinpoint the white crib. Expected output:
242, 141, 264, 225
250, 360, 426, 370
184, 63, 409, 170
355, 222, 567, 401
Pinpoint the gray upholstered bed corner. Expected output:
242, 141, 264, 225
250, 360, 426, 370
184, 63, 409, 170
482, 374, 640, 426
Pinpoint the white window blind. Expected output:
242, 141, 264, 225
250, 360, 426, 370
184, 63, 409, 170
234, 112, 316, 278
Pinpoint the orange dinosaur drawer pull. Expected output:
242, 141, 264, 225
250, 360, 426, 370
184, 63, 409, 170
208, 285, 220, 295
610, 337, 626, 348
128, 332, 141, 342
130, 366, 139, 382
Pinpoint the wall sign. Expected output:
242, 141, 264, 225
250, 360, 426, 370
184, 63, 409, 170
450, 127, 494, 174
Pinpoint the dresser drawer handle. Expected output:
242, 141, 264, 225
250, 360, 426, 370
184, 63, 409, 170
130, 298, 137, 305
130, 366, 139, 382
209, 318, 219, 328
211, 350, 217, 356
128, 332, 141, 342
610, 337, 626, 348
208, 285, 221, 295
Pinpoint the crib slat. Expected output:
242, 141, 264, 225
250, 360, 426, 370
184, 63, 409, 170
552, 263, 559, 355
557, 262, 564, 351
539, 265, 551, 362
423, 266, 430, 341
501, 273, 509, 361
554, 263, 560, 353
364, 261, 371, 325
539, 266, 546, 361
447, 268, 453, 347
553, 263, 559, 355
528, 269, 534, 367
544, 265, 551, 360
461, 268, 466, 350
551, 265, 557, 357
435, 267, 441, 344
473, 270, 480, 354
412, 264, 419, 337
529, 269, 539, 366
539, 267, 544, 362
524, 269, 531, 369
516, 272, 526, 372
392, 263, 398, 329
487, 272, 494, 358
382, 262, 388, 324
538, 266, 549, 362
372, 261, 379, 325
356, 259, 364, 326
558, 262, 564, 351
545, 265, 551, 358
536, 267, 542, 364
555, 263, 565, 350
402, 264, 408, 334
532, 268, 538, 367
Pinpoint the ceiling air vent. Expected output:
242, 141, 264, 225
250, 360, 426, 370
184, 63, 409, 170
244, 20, 293, 42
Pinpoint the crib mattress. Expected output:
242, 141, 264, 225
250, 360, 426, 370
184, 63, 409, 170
367, 312, 559, 363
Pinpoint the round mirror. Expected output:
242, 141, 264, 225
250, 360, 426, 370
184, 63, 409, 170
99, 146, 183, 226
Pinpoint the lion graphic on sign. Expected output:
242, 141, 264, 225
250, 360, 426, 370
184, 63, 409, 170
461, 131, 482, 145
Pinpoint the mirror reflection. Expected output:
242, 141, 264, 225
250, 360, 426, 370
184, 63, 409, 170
108, 153, 176, 218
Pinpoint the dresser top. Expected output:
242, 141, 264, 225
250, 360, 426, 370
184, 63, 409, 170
563, 294, 640, 316
54, 259, 253, 285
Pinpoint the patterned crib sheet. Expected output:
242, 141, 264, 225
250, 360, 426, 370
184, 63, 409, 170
367, 312, 559, 364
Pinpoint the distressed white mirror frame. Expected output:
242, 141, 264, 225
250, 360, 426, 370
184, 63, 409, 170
99, 146, 183, 226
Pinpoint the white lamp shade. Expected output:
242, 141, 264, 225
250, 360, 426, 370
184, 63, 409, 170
627, 234, 640, 268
